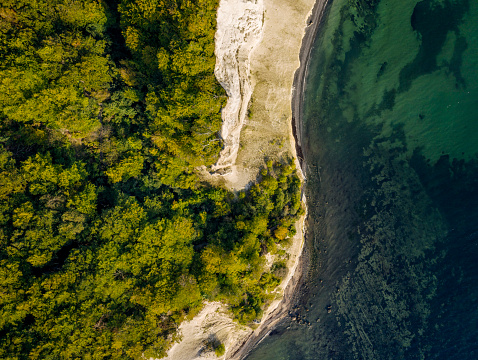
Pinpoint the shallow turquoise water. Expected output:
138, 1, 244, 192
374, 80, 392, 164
246, 0, 478, 359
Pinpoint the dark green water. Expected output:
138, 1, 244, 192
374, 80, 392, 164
246, 0, 478, 359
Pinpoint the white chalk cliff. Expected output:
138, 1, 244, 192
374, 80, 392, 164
212, 0, 264, 177
163, 4, 266, 359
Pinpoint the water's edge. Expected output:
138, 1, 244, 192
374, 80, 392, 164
292, 0, 331, 174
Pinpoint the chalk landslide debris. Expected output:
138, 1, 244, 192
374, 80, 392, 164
211, 0, 264, 180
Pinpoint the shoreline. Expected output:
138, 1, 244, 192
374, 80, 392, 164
292, 0, 330, 175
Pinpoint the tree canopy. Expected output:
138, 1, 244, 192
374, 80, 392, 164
0, 0, 303, 358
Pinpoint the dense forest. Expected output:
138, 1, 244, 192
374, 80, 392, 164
0, 0, 303, 359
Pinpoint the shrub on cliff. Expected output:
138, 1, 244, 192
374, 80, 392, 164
215, 343, 226, 357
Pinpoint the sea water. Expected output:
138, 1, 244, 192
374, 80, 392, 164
246, 0, 478, 359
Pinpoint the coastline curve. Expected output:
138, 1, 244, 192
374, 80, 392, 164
291, 0, 330, 177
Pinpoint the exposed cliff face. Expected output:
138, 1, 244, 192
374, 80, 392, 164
212, 0, 264, 178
